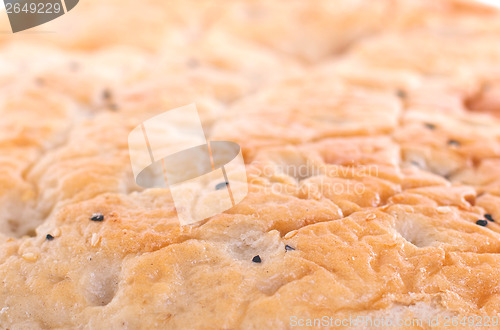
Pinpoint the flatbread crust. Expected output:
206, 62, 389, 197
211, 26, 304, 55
1, 0, 500, 328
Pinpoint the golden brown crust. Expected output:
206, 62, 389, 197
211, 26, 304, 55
1, 0, 500, 328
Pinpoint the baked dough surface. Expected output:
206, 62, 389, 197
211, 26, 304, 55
1, 0, 500, 328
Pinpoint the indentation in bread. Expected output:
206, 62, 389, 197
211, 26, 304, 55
1, 0, 500, 328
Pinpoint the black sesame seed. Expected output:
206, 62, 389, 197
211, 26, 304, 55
485, 214, 495, 222
476, 219, 488, 227
46, 234, 54, 240
285, 245, 295, 252
102, 89, 112, 101
410, 161, 421, 167
396, 89, 406, 98
424, 123, 436, 130
215, 182, 228, 190
90, 213, 104, 222
252, 255, 262, 263
447, 139, 460, 147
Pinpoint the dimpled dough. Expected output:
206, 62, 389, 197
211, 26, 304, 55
0, 0, 500, 329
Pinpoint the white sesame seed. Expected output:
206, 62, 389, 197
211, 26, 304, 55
437, 206, 451, 214
22, 253, 38, 262
91, 233, 100, 247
